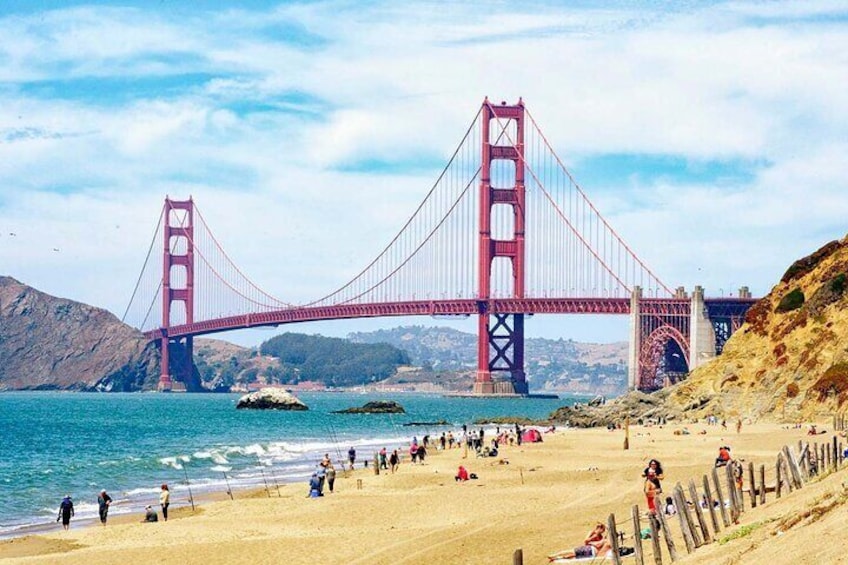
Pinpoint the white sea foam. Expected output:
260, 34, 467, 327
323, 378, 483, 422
210, 465, 232, 473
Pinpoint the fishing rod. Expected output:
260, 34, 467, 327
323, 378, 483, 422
182, 464, 196, 512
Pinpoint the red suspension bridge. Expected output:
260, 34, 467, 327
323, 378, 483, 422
124, 98, 757, 394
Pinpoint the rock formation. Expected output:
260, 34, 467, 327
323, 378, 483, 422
333, 400, 405, 414
0, 276, 174, 391
236, 388, 308, 410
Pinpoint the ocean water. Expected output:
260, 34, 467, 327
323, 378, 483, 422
0, 391, 571, 537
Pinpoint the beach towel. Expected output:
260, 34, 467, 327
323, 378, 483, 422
550, 554, 634, 563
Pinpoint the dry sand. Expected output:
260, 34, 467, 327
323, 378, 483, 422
2, 422, 845, 565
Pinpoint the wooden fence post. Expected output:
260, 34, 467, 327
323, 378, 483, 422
512, 548, 523, 565
747, 462, 757, 508
724, 464, 739, 523
608, 514, 623, 565
631, 505, 645, 565
833, 436, 839, 470
775, 453, 783, 498
782, 446, 803, 489
798, 443, 809, 478
758, 464, 766, 505
672, 485, 697, 551
655, 508, 679, 562
687, 479, 712, 544
702, 474, 720, 534
711, 467, 730, 527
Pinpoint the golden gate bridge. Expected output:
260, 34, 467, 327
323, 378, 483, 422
123, 98, 757, 394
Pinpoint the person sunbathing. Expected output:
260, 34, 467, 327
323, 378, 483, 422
548, 523, 611, 561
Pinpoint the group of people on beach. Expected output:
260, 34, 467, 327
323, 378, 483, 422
56, 484, 170, 530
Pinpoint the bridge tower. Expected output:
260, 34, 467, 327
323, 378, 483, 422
474, 99, 528, 395
159, 197, 195, 391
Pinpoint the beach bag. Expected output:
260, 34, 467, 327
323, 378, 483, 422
640, 527, 652, 539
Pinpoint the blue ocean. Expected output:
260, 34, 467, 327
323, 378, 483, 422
0, 391, 571, 537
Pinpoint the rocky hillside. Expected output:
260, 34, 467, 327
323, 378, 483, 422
553, 236, 848, 425
667, 237, 848, 421
0, 276, 166, 391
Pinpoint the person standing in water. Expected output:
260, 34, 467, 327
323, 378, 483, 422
159, 484, 170, 521
57, 495, 74, 530
97, 489, 113, 525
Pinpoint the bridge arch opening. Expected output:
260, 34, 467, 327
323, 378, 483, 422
638, 324, 690, 391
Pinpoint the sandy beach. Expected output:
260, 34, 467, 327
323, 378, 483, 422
2, 421, 846, 565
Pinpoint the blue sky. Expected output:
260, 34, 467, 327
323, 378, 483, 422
0, 1, 846, 346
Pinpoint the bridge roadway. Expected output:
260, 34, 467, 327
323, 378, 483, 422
143, 296, 756, 340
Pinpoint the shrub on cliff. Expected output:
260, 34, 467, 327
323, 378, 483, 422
781, 240, 843, 283
810, 363, 848, 404
775, 288, 805, 313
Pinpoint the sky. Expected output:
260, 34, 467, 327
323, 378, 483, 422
0, 0, 846, 347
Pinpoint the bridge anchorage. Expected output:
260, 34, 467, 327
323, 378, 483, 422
125, 97, 758, 394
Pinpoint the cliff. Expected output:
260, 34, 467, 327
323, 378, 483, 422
552, 236, 848, 425
0, 276, 163, 391
666, 236, 848, 421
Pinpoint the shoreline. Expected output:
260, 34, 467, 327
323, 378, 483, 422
2, 421, 838, 564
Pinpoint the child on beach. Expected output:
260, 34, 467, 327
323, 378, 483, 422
389, 449, 399, 473
664, 496, 677, 516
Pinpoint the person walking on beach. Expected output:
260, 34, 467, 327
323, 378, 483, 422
97, 489, 113, 525
326, 463, 336, 493
159, 484, 170, 521
389, 449, 399, 473
348, 446, 356, 470
379, 447, 388, 470
410, 442, 419, 464
57, 495, 74, 530
644, 475, 659, 514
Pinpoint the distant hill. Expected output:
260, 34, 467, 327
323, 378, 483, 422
0, 276, 170, 391
349, 325, 628, 394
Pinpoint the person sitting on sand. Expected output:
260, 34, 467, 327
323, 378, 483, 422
547, 523, 610, 561
307, 472, 322, 498
664, 496, 677, 516
715, 446, 731, 467
142, 505, 158, 522
808, 425, 818, 436
455, 465, 469, 482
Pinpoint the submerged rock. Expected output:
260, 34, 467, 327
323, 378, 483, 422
236, 388, 308, 410
333, 400, 405, 414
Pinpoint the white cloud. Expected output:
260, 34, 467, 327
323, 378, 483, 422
0, 0, 846, 344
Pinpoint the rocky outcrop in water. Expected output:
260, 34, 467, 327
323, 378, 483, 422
236, 388, 308, 410
0, 276, 173, 391
333, 400, 405, 414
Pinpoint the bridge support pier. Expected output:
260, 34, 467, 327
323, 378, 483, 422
158, 336, 172, 392
474, 312, 528, 395
689, 286, 716, 371
627, 287, 642, 390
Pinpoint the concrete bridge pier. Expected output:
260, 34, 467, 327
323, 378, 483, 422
627, 286, 642, 390
689, 285, 716, 371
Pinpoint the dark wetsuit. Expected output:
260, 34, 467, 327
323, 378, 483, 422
98, 492, 113, 524
58, 497, 74, 526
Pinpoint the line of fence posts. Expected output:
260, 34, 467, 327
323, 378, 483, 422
519, 441, 824, 565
